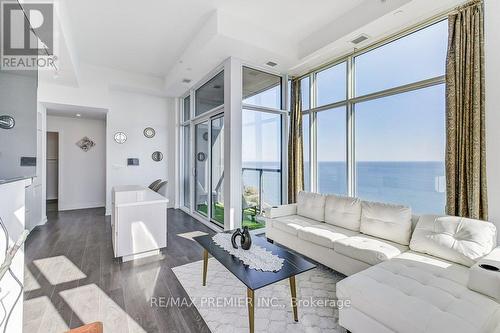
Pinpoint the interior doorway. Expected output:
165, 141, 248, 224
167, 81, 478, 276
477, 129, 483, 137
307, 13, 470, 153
46, 131, 59, 212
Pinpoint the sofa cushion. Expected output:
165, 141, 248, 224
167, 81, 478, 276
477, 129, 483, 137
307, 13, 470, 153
324, 195, 361, 231
270, 215, 317, 236
264, 203, 297, 219
410, 215, 497, 267
298, 224, 358, 249
337, 251, 500, 333
334, 235, 408, 265
297, 191, 326, 222
360, 201, 412, 245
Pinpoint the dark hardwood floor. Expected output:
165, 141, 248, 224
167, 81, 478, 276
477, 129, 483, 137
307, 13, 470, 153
24, 207, 215, 332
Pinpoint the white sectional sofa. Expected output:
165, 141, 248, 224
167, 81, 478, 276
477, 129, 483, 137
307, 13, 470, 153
264, 191, 500, 333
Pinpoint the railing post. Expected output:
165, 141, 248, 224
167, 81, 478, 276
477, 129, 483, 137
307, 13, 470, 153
259, 169, 264, 213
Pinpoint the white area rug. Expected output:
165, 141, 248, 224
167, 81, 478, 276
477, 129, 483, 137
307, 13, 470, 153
173, 258, 347, 333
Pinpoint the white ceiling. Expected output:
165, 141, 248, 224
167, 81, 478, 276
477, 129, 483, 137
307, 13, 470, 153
57, 0, 466, 97
65, 0, 365, 77
46, 103, 107, 120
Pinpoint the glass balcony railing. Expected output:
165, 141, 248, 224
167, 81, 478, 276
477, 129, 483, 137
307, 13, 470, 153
242, 167, 281, 230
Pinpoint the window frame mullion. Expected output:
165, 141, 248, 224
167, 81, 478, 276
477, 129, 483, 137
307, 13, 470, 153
347, 56, 355, 198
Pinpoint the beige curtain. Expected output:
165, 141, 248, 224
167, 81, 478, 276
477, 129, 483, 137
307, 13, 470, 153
445, 0, 487, 220
288, 78, 304, 203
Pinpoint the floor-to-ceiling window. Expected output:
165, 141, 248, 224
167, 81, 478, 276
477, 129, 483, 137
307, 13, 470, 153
181, 96, 191, 209
301, 19, 447, 214
210, 116, 224, 225
180, 69, 225, 227
194, 121, 210, 217
195, 71, 224, 116
242, 67, 285, 229
317, 106, 347, 195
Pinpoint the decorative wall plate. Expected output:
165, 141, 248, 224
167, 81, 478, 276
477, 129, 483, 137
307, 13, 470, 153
144, 127, 155, 138
152, 151, 163, 162
197, 152, 206, 162
76, 136, 96, 152
114, 132, 127, 144
0, 115, 15, 129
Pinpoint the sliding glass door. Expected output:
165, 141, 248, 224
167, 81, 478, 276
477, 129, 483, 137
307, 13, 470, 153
195, 121, 209, 217
193, 115, 225, 226
211, 116, 224, 226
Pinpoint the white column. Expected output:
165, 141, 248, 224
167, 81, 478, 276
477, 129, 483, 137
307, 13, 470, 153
223, 57, 243, 230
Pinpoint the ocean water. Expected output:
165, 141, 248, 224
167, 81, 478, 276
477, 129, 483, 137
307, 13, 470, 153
243, 161, 445, 214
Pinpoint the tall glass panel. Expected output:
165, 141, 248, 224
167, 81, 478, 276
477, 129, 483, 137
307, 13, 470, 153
355, 20, 448, 96
317, 106, 347, 195
183, 96, 190, 122
242, 110, 282, 229
182, 125, 191, 208
195, 71, 224, 116
195, 121, 209, 216
211, 116, 224, 226
300, 77, 310, 110
303, 113, 310, 191
355, 84, 446, 213
316, 62, 347, 106
243, 67, 281, 109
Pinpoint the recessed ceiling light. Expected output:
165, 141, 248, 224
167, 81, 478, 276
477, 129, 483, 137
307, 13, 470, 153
266, 61, 278, 67
182, 78, 192, 84
76, 113, 81, 117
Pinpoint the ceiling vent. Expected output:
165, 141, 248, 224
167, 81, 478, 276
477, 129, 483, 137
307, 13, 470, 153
182, 78, 192, 84
266, 61, 278, 67
351, 34, 369, 45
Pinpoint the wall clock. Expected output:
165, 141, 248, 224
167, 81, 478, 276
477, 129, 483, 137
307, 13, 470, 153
144, 127, 155, 138
114, 132, 127, 144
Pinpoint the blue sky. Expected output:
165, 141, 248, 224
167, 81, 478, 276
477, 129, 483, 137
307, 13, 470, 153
242, 19, 448, 163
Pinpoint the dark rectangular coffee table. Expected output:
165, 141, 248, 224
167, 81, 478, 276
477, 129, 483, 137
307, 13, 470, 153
194, 233, 316, 333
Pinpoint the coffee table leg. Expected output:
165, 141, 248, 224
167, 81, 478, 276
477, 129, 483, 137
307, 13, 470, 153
202, 249, 208, 286
247, 288, 255, 333
289, 276, 298, 322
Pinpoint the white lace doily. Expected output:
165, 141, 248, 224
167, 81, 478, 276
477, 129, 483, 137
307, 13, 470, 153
212, 233, 284, 272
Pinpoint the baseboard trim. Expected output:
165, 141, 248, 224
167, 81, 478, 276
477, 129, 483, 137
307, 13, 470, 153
59, 202, 105, 211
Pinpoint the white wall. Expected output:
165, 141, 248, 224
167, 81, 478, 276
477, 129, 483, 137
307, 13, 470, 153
47, 115, 106, 211
24, 102, 46, 231
106, 90, 174, 213
38, 64, 177, 214
46, 132, 59, 200
0, 72, 37, 182
484, 0, 500, 242
0, 179, 29, 333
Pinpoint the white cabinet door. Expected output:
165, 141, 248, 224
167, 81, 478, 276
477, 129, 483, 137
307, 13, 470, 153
116, 203, 167, 257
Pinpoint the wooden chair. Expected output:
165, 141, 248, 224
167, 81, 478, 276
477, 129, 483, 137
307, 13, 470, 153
66, 322, 103, 333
